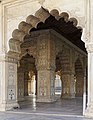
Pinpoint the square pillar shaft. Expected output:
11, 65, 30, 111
37, 70, 55, 102
36, 31, 56, 102
61, 72, 75, 98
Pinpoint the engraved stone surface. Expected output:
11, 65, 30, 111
8, 88, 15, 100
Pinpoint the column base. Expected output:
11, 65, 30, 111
18, 97, 25, 102
36, 96, 56, 103
84, 103, 93, 118
70, 93, 75, 98
62, 94, 74, 99
0, 101, 20, 111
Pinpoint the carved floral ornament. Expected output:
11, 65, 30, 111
8, 7, 83, 56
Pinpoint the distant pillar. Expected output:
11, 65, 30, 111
61, 72, 71, 98
70, 73, 76, 98
60, 49, 75, 98
61, 72, 75, 98
17, 68, 25, 101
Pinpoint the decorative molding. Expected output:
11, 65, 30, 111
8, 88, 15, 100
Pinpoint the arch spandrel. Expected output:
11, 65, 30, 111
19, 47, 37, 61
2, 0, 87, 56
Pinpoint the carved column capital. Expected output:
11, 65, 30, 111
0, 53, 18, 63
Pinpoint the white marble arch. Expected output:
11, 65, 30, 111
0, 0, 93, 118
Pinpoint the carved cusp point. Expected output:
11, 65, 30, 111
60, 12, 69, 22
77, 26, 83, 32
35, 6, 50, 22
26, 15, 41, 28
50, 9, 60, 20
12, 29, 27, 42
18, 21, 34, 34
69, 17, 78, 27
8, 38, 21, 54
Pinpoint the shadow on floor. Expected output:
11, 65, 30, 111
17, 95, 83, 116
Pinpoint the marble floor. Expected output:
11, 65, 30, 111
0, 96, 92, 120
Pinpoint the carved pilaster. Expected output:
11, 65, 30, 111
0, 54, 19, 111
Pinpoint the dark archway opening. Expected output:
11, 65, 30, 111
8, 7, 87, 116
17, 52, 37, 103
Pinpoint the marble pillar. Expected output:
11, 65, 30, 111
84, 44, 93, 117
0, 54, 19, 111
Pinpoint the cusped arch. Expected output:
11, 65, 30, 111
75, 57, 84, 73
19, 52, 36, 69
19, 51, 36, 61
74, 55, 84, 69
8, 7, 83, 58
